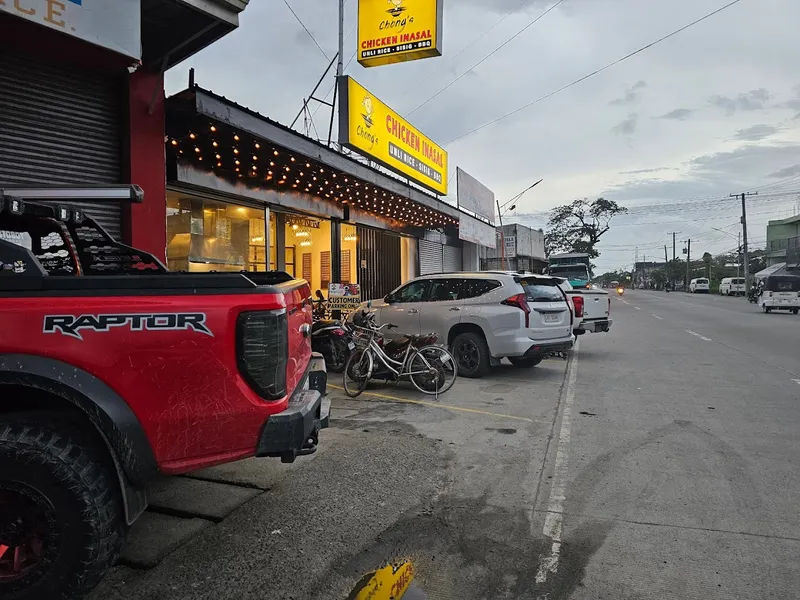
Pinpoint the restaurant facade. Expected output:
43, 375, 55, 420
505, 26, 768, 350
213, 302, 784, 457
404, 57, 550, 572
164, 85, 485, 301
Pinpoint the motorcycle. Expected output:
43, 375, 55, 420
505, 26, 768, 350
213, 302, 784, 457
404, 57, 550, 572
310, 290, 354, 373
747, 286, 760, 304
616, 287, 624, 296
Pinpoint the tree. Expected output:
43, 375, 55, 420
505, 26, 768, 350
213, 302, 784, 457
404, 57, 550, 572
545, 197, 628, 259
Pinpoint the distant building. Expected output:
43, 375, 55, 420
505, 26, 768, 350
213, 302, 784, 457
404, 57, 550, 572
481, 223, 547, 273
634, 261, 665, 286
765, 214, 800, 267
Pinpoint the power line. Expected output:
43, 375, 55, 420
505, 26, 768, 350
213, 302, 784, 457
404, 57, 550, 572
283, 0, 330, 61
398, 0, 539, 104
406, 0, 565, 116
442, 0, 745, 146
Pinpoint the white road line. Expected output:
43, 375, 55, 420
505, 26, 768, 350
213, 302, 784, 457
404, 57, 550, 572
651, 314, 664, 320
686, 329, 712, 342
635, 306, 642, 311
618, 298, 630, 305
792, 379, 800, 386
535, 339, 580, 584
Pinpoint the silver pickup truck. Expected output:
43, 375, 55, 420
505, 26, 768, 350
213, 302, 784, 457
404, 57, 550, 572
558, 281, 613, 335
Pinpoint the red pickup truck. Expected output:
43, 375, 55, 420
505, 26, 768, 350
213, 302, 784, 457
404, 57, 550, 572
0, 187, 328, 600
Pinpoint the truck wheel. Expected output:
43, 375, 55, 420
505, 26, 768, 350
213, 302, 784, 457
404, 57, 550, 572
452, 332, 490, 378
509, 357, 543, 368
0, 416, 125, 600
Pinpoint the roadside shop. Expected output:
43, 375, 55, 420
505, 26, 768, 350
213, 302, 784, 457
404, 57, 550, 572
164, 84, 480, 301
0, 0, 248, 258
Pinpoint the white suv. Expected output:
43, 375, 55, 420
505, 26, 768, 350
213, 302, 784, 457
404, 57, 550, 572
352, 272, 574, 378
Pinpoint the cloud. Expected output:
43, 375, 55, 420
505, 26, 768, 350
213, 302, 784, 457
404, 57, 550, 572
609, 81, 647, 106
709, 89, 772, 115
656, 108, 694, 121
619, 167, 677, 175
732, 124, 778, 141
767, 164, 800, 178
610, 114, 638, 136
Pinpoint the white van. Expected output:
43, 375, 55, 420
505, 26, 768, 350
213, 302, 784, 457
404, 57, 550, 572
689, 278, 710, 293
719, 277, 746, 296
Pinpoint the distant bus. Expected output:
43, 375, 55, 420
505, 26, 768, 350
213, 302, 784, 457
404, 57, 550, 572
548, 253, 592, 288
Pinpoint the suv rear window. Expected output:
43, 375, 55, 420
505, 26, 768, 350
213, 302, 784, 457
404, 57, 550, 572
697, 279, 709, 284
518, 280, 564, 302
460, 279, 501, 299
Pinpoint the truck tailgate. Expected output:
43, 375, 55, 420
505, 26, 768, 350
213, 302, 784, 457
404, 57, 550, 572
581, 291, 610, 320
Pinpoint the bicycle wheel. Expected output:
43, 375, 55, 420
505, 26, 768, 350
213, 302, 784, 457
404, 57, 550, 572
408, 346, 458, 395
343, 349, 373, 398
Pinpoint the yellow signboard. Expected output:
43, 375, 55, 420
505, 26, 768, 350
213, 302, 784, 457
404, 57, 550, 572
338, 76, 448, 196
350, 562, 415, 600
357, 0, 443, 67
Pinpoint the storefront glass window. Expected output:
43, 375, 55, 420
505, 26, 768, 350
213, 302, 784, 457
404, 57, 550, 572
166, 192, 267, 272
284, 215, 331, 294
341, 224, 358, 288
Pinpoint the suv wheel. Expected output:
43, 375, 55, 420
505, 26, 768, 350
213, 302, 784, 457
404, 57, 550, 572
0, 416, 125, 600
509, 357, 543, 368
452, 332, 490, 378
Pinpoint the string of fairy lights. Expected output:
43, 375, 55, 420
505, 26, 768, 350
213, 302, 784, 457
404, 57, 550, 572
166, 120, 458, 230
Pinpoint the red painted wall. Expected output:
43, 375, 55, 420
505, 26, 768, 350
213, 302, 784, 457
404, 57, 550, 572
124, 69, 167, 262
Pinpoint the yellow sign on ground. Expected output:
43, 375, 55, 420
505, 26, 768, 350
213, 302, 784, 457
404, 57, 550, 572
357, 0, 443, 68
349, 561, 415, 600
338, 76, 448, 196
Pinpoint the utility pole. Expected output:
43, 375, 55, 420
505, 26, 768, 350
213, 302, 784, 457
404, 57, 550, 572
337, 0, 344, 78
686, 239, 691, 288
664, 245, 669, 290
737, 231, 741, 280
667, 232, 681, 289
730, 192, 758, 293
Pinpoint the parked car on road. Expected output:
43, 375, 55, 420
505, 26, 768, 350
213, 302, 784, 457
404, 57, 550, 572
759, 272, 800, 314
558, 279, 613, 335
689, 278, 710, 293
719, 277, 746, 296
351, 272, 574, 378
0, 192, 329, 600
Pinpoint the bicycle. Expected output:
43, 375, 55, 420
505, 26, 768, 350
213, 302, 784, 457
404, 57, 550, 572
343, 315, 458, 399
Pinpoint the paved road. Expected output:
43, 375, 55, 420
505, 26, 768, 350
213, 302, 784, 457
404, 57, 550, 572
93, 290, 800, 599
550, 291, 800, 599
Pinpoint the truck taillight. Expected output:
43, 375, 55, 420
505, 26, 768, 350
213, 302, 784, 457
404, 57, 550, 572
608, 297, 611, 314
502, 293, 530, 328
572, 295, 584, 318
237, 310, 288, 400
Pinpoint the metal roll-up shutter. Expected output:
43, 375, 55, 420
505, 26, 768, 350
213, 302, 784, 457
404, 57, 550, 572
419, 239, 443, 275
443, 244, 463, 272
0, 54, 123, 237
356, 227, 402, 300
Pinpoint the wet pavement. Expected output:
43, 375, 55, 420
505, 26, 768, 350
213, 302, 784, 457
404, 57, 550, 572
91, 294, 800, 599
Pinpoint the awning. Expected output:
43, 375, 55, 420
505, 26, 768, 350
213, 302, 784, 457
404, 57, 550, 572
753, 263, 786, 279
165, 86, 468, 234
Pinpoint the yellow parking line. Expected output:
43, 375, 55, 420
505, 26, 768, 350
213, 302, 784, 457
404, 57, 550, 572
328, 384, 538, 423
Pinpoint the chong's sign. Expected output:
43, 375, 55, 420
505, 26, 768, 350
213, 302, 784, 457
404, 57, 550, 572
357, 0, 443, 68
338, 76, 448, 196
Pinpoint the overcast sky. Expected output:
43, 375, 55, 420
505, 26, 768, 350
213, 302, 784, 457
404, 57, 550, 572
165, 0, 800, 273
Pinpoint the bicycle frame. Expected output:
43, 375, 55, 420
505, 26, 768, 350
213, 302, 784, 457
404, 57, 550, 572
366, 336, 438, 380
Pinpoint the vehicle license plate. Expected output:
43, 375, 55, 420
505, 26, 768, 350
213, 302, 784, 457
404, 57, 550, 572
544, 313, 559, 323
347, 342, 355, 350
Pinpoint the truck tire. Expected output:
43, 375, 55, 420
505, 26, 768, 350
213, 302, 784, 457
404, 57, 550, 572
451, 332, 490, 378
0, 415, 125, 600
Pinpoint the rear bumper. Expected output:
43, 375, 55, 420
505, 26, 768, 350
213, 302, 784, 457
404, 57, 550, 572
256, 353, 330, 463
523, 338, 574, 358
577, 318, 612, 333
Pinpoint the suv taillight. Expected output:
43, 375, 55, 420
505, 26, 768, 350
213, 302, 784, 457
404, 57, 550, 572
572, 295, 584, 318
237, 310, 288, 400
502, 293, 530, 328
